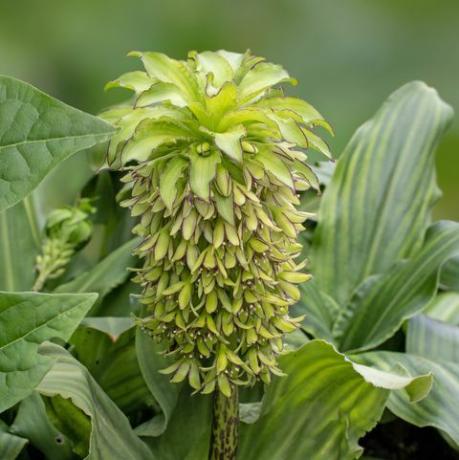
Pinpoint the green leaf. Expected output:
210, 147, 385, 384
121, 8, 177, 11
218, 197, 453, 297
55, 238, 139, 303
0, 291, 97, 412
238, 340, 431, 460
214, 126, 245, 163
441, 256, 459, 292
333, 221, 459, 352
0, 196, 40, 291
0, 76, 114, 211
425, 292, 459, 326
159, 156, 189, 210
10, 392, 73, 460
294, 278, 340, 341
71, 324, 150, 415
361, 350, 459, 448
81, 317, 134, 341
407, 314, 459, 364
189, 151, 220, 200
135, 329, 181, 436
311, 82, 453, 307
145, 388, 212, 460
37, 343, 154, 460
0, 420, 27, 460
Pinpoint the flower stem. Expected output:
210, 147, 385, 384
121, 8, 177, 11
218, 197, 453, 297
209, 387, 239, 460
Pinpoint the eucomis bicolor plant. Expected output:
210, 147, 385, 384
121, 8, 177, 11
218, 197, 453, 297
103, 50, 332, 396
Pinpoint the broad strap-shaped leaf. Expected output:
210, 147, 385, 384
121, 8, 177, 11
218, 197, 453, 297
71, 322, 150, 415
293, 278, 340, 341
55, 238, 138, 302
0, 76, 114, 211
311, 82, 453, 307
238, 340, 431, 460
0, 196, 40, 291
0, 291, 97, 412
441, 255, 459, 292
37, 343, 153, 460
146, 388, 212, 460
333, 220, 459, 352
135, 330, 181, 436
0, 420, 27, 460
425, 292, 459, 326
408, 314, 459, 363
10, 392, 73, 460
361, 350, 459, 447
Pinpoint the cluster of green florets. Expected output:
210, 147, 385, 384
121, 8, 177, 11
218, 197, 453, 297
33, 199, 95, 291
104, 50, 331, 395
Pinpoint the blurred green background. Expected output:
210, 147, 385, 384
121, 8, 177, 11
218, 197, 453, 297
1, 0, 458, 219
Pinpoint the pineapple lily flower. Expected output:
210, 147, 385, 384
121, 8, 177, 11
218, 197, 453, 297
104, 49, 331, 458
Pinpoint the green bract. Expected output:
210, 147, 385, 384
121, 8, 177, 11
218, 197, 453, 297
104, 50, 331, 395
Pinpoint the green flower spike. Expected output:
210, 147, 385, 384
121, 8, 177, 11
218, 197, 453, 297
105, 49, 331, 459
104, 49, 331, 394
33, 199, 95, 291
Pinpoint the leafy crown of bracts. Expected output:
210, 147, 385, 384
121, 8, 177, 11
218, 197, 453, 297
103, 50, 331, 396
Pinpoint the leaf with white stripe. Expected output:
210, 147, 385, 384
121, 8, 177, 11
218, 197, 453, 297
37, 343, 153, 460
440, 255, 459, 292
408, 315, 459, 363
360, 350, 459, 448
425, 292, 459, 326
238, 340, 431, 460
0, 420, 27, 460
311, 82, 453, 307
333, 220, 459, 352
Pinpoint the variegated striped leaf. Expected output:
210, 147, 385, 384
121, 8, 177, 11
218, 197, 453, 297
311, 82, 453, 307
238, 340, 431, 460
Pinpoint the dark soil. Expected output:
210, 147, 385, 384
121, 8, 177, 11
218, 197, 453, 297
362, 418, 459, 459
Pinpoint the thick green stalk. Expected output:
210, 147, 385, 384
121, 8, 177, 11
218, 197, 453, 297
210, 388, 239, 460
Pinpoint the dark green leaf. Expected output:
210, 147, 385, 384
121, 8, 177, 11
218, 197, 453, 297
55, 238, 138, 304
10, 392, 73, 460
135, 329, 181, 436
0, 291, 97, 412
0, 76, 114, 211
0, 196, 40, 291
